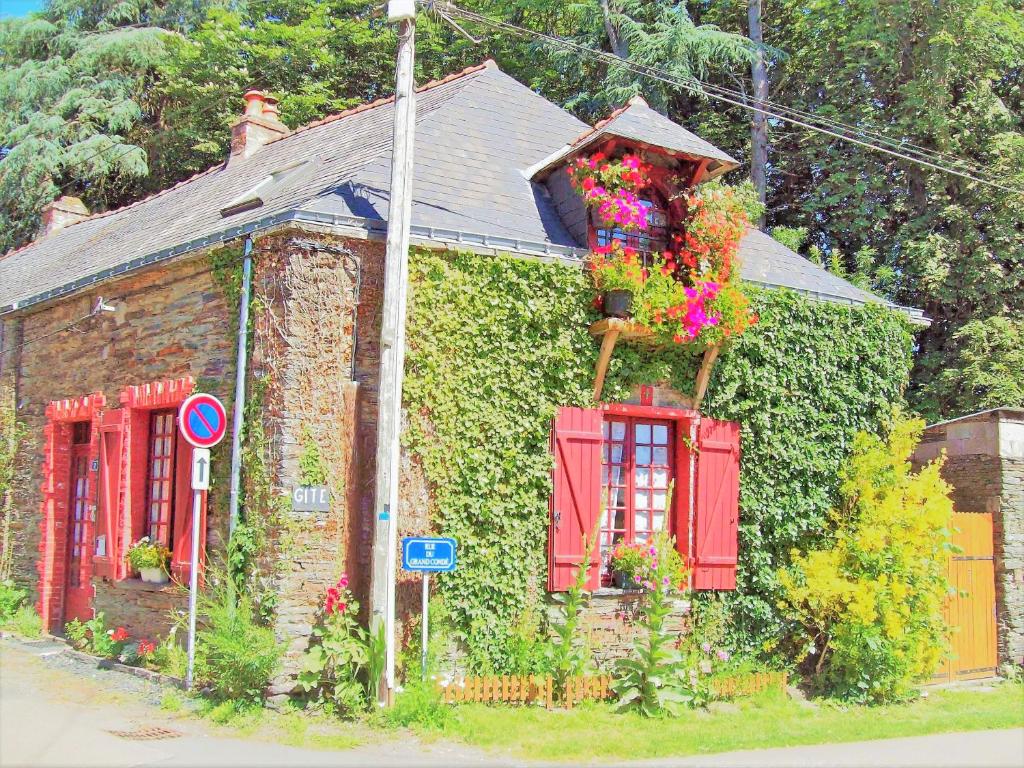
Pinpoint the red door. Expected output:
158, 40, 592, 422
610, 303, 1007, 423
64, 439, 94, 623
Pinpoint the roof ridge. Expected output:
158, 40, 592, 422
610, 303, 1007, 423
568, 103, 631, 150
265, 60, 493, 146
1, 162, 226, 261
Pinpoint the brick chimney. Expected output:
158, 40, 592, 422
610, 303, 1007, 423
230, 89, 289, 160
37, 196, 90, 238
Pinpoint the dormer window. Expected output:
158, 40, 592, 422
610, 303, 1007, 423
592, 191, 669, 267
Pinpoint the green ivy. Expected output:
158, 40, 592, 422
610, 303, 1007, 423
403, 249, 913, 668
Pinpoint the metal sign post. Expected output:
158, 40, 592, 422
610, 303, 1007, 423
401, 537, 456, 681
178, 393, 227, 691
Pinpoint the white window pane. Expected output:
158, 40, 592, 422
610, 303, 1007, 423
653, 425, 668, 445
611, 445, 624, 463
610, 488, 626, 508
602, 421, 609, 438
636, 446, 651, 465
635, 423, 651, 443
653, 468, 669, 489
636, 510, 650, 532
653, 490, 667, 510
611, 421, 626, 440
653, 447, 668, 464
601, 444, 608, 463
635, 467, 651, 487
613, 507, 626, 529
601, 466, 608, 485
634, 490, 650, 510
653, 510, 666, 531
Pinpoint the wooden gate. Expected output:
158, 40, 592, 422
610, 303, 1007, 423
932, 512, 997, 683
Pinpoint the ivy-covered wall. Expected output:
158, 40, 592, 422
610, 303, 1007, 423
403, 248, 913, 667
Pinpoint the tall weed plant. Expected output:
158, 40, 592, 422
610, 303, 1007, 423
778, 414, 953, 703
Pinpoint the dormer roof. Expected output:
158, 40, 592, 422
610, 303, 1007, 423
527, 96, 739, 183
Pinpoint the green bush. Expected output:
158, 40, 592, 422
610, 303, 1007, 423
778, 415, 953, 703
6, 605, 42, 638
383, 678, 452, 731
195, 581, 282, 703
0, 579, 27, 622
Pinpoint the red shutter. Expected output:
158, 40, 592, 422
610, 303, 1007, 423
94, 409, 125, 579
171, 438, 206, 581
548, 406, 603, 592
672, 417, 695, 565
692, 417, 740, 590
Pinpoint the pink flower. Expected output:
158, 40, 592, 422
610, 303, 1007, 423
717, 650, 731, 662
701, 642, 712, 653
338, 574, 349, 589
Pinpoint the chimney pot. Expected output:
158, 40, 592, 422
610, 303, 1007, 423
37, 196, 90, 239
243, 89, 266, 118
230, 90, 289, 161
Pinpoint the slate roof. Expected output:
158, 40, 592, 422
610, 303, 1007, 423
0, 60, 923, 323
527, 96, 738, 182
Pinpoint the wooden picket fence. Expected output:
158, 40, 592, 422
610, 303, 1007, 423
711, 670, 787, 699
438, 674, 554, 708
436, 670, 786, 709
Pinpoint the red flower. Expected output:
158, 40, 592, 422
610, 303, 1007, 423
111, 627, 129, 642
137, 639, 155, 656
582, 177, 596, 191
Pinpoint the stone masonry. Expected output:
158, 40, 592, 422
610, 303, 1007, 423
914, 408, 1024, 667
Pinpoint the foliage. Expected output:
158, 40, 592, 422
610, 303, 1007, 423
405, 248, 911, 667
5, 604, 43, 638
64, 612, 128, 657
125, 537, 171, 572
777, 415, 954, 703
0, 393, 27, 582
151, 630, 188, 678
932, 315, 1024, 414
546, 534, 595, 694
298, 425, 330, 486
382, 677, 453, 731
193, 577, 282, 703
611, 533, 703, 715
0, 578, 27, 622
568, 152, 652, 229
609, 541, 645, 580
297, 574, 373, 716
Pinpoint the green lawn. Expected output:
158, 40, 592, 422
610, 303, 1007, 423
437, 683, 1024, 762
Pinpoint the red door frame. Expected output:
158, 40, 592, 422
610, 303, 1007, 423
599, 401, 700, 585
37, 393, 105, 632
63, 440, 94, 623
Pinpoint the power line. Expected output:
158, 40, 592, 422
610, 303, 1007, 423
438, 3, 1024, 197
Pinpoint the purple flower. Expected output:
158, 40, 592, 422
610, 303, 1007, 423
701, 642, 712, 654
717, 650, 731, 662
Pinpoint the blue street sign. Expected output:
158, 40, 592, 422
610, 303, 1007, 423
402, 537, 457, 573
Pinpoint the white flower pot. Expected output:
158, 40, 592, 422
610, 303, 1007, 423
140, 567, 168, 584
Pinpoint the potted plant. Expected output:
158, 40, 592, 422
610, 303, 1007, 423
126, 537, 171, 583
609, 541, 645, 589
588, 242, 646, 319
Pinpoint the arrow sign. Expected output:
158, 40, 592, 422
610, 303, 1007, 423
191, 448, 211, 491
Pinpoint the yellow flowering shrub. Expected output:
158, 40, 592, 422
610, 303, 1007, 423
778, 415, 953, 703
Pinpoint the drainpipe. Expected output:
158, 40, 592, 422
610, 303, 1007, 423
227, 237, 254, 538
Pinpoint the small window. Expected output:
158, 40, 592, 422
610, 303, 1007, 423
600, 415, 674, 585
145, 410, 178, 548
593, 192, 669, 267
71, 421, 91, 445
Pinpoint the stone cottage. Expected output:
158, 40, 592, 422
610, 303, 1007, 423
0, 61, 924, 685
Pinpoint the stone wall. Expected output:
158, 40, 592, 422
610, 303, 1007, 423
0, 249, 236, 633
998, 454, 1023, 665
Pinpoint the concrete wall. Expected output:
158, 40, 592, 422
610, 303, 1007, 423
915, 409, 1024, 667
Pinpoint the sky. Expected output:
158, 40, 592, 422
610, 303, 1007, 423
0, 0, 44, 18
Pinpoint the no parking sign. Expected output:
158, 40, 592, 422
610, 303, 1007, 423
178, 393, 227, 448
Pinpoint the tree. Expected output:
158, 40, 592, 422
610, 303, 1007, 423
932, 315, 1024, 415
745, 0, 768, 218
0, 0, 217, 253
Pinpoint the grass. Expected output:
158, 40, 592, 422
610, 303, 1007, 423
436, 683, 1024, 762
1, 606, 43, 638
188, 697, 368, 751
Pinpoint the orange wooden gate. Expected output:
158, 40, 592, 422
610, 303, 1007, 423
932, 512, 998, 683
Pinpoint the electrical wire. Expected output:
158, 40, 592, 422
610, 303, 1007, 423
438, 3, 1024, 196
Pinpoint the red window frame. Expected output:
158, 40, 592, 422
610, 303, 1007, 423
600, 415, 675, 584
592, 190, 669, 268
145, 409, 178, 548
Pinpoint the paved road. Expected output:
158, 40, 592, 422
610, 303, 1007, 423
1, 638, 1022, 768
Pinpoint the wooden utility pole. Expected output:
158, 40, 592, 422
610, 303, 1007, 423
748, 0, 769, 224
370, 0, 417, 705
